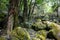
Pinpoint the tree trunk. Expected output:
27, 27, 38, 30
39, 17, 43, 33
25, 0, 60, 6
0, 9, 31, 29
7, 0, 19, 39
28, 0, 36, 21
23, 0, 28, 27
28, 0, 32, 21
13, 0, 19, 28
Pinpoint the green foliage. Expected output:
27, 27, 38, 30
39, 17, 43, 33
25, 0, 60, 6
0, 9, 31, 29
0, 0, 9, 10
36, 0, 43, 4
52, 3, 57, 11
0, 13, 6, 21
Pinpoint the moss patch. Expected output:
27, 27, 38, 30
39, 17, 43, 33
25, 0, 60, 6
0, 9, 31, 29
11, 27, 30, 40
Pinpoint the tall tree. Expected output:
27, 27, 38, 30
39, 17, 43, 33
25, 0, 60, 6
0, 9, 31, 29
7, 0, 19, 39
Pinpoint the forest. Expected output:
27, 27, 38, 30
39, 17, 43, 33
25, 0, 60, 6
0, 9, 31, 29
0, 0, 60, 40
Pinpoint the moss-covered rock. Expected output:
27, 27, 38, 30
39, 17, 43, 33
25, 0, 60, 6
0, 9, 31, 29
32, 21, 46, 31
11, 37, 19, 40
0, 36, 6, 40
47, 29, 57, 40
32, 37, 40, 40
36, 30, 47, 40
48, 29, 60, 40
45, 21, 60, 40
45, 21, 60, 31
11, 27, 30, 40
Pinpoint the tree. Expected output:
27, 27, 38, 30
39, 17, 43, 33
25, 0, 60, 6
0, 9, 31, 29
7, 0, 19, 39
23, 0, 28, 27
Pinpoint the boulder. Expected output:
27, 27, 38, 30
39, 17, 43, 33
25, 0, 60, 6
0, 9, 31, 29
35, 30, 46, 40
0, 36, 6, 40
32, 37, 40, 40
11, 27, 30, 40
32, 21, 46, 31
45, 21, 60, 40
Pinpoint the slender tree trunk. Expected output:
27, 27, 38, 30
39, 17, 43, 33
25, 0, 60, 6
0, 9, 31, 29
28, 0, 32, 21
28, 0, 36, 21
23, 0, 28, 27
13, 0, 19, 28
7, 0, 19, 39
7, 0, 14, 38
57, 7, 58, 17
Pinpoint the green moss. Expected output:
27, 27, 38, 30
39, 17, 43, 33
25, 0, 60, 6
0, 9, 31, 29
46, 21, 60, 34
49, 29, 60, 40
36, 30, 46, 40
11, 37, 19, 40
11, 27, 30, 40
46, 21, 59, 29
49, 29, 56, 36
32, 21, 46, 31
0, 36, 6, 40
46, 21, 60, 40
32, 37, 41, 40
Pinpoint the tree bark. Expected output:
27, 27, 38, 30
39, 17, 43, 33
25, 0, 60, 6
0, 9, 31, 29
7, 0, 19, 39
